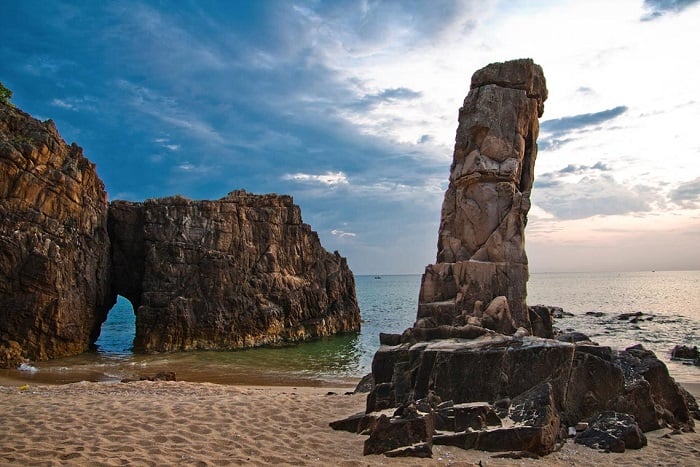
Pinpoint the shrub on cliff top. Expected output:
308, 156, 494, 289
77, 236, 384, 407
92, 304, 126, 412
0, 82, 13, 105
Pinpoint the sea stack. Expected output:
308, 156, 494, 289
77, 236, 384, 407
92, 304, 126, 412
333, 59, 696, 458
417, 58, 547, 334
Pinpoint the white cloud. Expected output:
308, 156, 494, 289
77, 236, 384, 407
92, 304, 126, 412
331, 229, 357, 238
51, 98, 75, 110
282, 171, 349, 186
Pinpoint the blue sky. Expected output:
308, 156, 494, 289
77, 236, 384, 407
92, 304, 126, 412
2, 0, 699, 274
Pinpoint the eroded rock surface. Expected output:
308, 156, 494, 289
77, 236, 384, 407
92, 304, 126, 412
332, 59, 697, 458
0, 102, 111, 365
417, 58, 547, 333
108, 192, 360, 352
0, 101, 360, 366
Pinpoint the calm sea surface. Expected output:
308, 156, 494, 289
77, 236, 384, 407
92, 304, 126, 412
3, 271, 699, 386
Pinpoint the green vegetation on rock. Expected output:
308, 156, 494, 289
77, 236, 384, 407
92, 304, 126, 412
0, 82, 13, 106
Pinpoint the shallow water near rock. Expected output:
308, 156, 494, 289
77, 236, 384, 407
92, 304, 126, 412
1, 270, 699, 386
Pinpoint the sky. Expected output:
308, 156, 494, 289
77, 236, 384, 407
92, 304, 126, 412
1, 0, 699, 275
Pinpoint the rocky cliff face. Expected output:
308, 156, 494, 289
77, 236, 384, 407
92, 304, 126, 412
109, 191, 360, 352
0, 101, 360, 367
108, 192, 360, 353
0, 102, 111, 366
417, 59, 547, 332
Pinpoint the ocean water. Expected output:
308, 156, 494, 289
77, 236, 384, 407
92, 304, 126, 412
3, 271, 699, 386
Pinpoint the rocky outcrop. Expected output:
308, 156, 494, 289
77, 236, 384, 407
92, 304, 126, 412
0, 101, 360, 367
0, 102, 111, 365
333, 59, 697, 458
107, 192, 360, 352
417, 58, 547, 332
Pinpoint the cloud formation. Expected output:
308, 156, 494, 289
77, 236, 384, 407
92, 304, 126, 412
669, 177, 700, 208
282, 172, 349, 186
539, 106, 628, 151
2, 1, 699, 273
641, 0, 700, 20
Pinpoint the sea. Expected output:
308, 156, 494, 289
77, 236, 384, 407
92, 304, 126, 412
3, 270, 699, 386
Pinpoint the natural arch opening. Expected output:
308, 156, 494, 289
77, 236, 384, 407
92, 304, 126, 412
94, 295, 136, 354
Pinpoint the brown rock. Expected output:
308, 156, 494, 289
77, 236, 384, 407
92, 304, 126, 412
0, 101, 360, 366
363, 413, 435, 456
416, 59, 547, 331
0, 102, 111, 366
107, 191, 360, 353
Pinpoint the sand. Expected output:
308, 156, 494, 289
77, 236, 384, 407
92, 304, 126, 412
0, 381, 698, 466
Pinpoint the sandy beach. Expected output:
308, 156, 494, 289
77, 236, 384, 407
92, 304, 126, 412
0, 380, 698, 466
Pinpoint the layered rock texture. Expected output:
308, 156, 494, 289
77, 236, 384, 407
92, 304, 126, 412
418, 58, 547, 332
333, 59, 698, 458
0, 101, 360, 366
108, 193, 360, 353
0, 103, 111, 366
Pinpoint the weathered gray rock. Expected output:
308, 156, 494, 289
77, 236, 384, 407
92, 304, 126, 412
612, 344, 694, 431
0, 102, 111, 366
366, 335, 576, 413
363, 412, 435, 456
417, 58, 547, 332
108, 192, 361, 353
575, 412, 646, 452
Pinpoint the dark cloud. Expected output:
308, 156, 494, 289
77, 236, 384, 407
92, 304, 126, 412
669, 177, 700, 208
556, 162, 611, 174
641, 0, 700, 20
541, 106, 628, 134
539, 106, 628, 151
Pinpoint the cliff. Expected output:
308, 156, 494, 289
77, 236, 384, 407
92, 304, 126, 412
0, 102, 111, 366
0, 101, 360, 366
108, 192, 360, 352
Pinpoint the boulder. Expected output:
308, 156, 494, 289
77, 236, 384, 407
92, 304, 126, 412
528, 304, 555, 338
363, 412, 435, 456
575, 412, 646, 452
612, 344, 694, 431
365, 335, 575, 413
671, 345, 698, 361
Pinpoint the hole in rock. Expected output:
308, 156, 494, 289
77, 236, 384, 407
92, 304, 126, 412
94, 295, 136, 355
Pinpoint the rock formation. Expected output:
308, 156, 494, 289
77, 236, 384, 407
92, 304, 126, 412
107, 193, 360, 353
417, 58, 547, 333
0, 100, 360, 366
332, 59, 698, 458
0, 102, 111, 366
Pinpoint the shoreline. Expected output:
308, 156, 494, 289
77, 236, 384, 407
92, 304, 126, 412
1, 379, 699, 466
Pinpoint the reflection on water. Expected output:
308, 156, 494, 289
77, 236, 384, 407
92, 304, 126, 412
3, 334, 366, 386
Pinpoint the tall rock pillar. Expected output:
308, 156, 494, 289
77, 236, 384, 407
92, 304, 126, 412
417, 59, 547, 333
